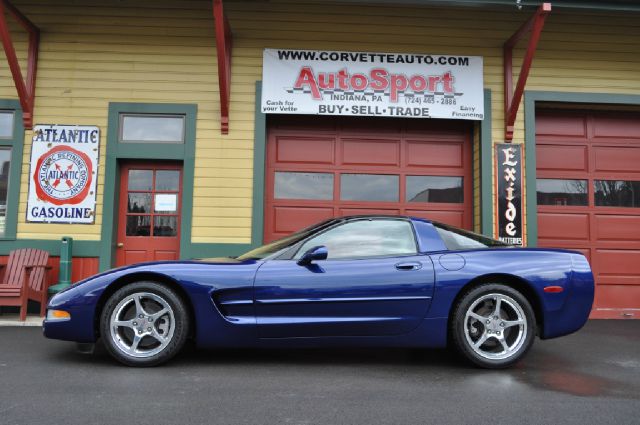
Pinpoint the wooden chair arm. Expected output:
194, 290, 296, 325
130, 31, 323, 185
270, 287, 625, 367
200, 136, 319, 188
21, 265, 52, 293
23, 265, 52, 271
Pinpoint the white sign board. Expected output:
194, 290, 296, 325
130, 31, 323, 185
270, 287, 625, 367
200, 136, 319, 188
27, 125, 100, 223
154, 194, 177, 212
262, 48, 484, 120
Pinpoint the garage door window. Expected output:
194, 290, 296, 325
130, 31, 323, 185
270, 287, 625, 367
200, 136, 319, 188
406, 176, 463, 203
537, 178, 588, 206
594, 180, 640, 208
295, 219, 416, 260
340, 174, 399, 202
275, 172, 333, 200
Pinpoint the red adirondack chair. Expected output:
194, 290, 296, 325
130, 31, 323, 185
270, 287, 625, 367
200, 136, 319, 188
0, 249, 52, 321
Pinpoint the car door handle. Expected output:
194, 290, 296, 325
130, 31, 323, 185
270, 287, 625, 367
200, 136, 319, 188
395, 262, 422, 271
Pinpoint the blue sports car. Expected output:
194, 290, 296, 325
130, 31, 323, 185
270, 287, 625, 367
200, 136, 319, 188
44, 216, 594, 368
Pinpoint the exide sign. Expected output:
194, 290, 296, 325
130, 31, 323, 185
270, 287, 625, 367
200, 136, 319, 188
495, 144, 524, 246
262, 48, 484, 120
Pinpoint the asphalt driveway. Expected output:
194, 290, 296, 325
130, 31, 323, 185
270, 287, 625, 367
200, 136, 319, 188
0, 320, 638, 425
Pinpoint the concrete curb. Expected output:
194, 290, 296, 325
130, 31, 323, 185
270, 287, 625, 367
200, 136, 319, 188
0, 316, 44, 327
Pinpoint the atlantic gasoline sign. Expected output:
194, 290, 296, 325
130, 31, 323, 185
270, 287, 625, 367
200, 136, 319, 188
262, 48, 484, 120
27, 125, 99, 224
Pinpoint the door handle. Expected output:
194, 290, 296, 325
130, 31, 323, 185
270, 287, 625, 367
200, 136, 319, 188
116, 243, 124, 248
395, 262, 422, 271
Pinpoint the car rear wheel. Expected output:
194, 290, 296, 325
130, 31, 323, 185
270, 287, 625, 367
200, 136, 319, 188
100, 281, 189, 367
450, 284, 535, 369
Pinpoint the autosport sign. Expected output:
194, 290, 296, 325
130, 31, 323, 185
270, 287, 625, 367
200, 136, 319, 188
26, 125, 99, 224
262, 48, 484, 120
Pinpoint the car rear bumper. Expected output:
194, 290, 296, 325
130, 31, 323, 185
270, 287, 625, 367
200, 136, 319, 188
541, 254, 595, 339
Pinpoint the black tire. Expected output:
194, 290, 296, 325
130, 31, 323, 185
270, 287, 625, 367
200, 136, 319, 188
100, 281, 189, 367
450, 284, 535, 369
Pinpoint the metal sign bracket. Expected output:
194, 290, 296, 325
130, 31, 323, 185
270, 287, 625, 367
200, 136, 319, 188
0, 0, 39, 129
213, 0, 233, 134
504, 3, 551, 142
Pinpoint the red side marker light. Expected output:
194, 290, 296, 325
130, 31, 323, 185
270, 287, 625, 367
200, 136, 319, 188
544, 286, 564, 293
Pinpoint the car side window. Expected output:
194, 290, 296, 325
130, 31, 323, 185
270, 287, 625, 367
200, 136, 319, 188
433, 223, 508, 250
294, 219, 417, 260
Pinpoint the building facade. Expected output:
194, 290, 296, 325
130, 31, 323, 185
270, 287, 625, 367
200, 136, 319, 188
1, 0, 639, 319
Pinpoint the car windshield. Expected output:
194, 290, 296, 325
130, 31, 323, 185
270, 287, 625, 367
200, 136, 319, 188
237, 218, 339, 260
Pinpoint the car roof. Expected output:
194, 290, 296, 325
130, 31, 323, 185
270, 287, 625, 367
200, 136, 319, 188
338, 214, 432, 223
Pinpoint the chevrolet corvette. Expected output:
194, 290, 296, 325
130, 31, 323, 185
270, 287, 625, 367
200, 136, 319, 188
43, 216, 594, 368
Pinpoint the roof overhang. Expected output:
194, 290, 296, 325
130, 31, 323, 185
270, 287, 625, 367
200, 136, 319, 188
331, 0, 640, 12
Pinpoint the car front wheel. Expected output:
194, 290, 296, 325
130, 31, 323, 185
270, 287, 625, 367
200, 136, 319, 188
100, 281, 189, 367
451, 284, 535, 369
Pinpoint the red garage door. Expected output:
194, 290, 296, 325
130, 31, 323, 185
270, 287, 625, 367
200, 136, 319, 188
536, 110, 640, 319
265, 116, 472, 242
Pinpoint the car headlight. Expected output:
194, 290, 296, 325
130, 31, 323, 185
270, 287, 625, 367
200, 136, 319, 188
47, 309, 71, 321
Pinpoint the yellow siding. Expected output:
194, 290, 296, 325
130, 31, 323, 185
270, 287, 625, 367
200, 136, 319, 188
473, 124, 481, 234
1, 0, 639, 243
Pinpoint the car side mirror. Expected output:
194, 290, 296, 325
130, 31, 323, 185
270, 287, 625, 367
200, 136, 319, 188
297, 246, 328, 266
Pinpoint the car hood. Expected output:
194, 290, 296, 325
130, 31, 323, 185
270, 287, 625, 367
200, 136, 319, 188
56, 257, 261, 295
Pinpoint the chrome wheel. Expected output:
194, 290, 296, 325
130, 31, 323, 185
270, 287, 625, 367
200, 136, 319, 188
463, 293, 527, 361
109, 292, 175, 359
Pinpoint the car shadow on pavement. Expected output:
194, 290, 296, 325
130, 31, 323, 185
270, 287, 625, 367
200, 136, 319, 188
48, 338, 461, 368
178, 345, 461, 368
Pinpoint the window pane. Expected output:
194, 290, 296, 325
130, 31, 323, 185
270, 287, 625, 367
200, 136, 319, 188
537, 179, 588, 206
0, 148, 10, 236
341, 174, 399, 202
295, 219, 416, 259
121, 115, 184, 143
0, 111, 13, 139
127, 194, 152, 213
154, 216, 177, 236
595, 180, 640, 208
155, 170, 180, 191
275, 172, 333, 200
126, 215, 151, 236
407, 176, 463, 203
128, 170, 153, 191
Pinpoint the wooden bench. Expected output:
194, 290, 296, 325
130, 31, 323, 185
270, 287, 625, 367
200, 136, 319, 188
0, 249, 52, 321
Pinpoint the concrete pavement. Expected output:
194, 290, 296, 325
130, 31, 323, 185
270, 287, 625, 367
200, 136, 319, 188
0, 320, 638, 425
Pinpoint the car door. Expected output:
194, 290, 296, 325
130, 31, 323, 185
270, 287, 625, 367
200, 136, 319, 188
253, 218, 435, 338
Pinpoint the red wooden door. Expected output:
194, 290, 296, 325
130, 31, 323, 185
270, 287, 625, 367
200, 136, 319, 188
264, 115, 472, 242
536, 110, 640, 319
116, 162, 182, 266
